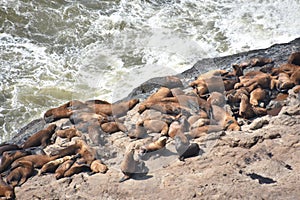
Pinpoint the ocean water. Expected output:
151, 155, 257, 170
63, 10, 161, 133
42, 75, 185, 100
1, 0, 299, 142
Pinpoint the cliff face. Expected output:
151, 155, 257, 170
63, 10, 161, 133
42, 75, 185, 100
4, 38, 300, 200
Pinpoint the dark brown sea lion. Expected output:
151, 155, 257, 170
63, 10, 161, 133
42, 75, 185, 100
63, 160, 90, 177
11, 155, 55, 169
6, 160, 34, 187
0, 176, 15, 199
0, 150, 30, 173
0, 144, 20, 155
56, 127, 82, 141
90, 160, 108, 174
22, 124, 57, 149
287, 52, 300, 66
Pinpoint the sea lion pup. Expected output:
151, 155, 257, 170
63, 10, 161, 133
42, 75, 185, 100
43, 100, 83, 123
90, 98, 139, 117
56, 127, 82, 141
90, 159, 108, 174
249, 87, 267, 106
288, 52, 300, 66
139, 136, 167, 154
0, 176, 15, 199
0, 143, 20, 155
38, 154, 79, 176
54, 159, 76, 180
22, 124, 57, 149
6, 160, 34, 187
0, 150, 30, 173
119, 148, 139, 183
63, 160, 91, 177
100, 121, 127, 134
174, 135, 200, 161
11, 155, 55, 169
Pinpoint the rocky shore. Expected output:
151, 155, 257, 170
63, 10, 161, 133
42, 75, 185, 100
1, 38, 300, 200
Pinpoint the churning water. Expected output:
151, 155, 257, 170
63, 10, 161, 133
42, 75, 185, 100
1, 0, 299, 141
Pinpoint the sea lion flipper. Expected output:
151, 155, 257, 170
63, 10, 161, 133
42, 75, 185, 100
119, 174, 130, 183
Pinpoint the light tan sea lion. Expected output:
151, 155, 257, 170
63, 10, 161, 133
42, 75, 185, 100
0, 150, 30, 173
168, 121, 186, 138
189, 125, 223, 138
6, 160, 34, 187
0, 176, 15, 199
119, 148, 139, 182
90, 160, 108, 174
54, 159, 76, 180
249, 88, 267, 106
22, 124, 57, 149
39, 155, 78, 176
140, 137, 167, 153
100, 121, 127, 134
56, 127, 82, 141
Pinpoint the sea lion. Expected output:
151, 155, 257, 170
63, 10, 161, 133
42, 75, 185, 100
54, 159, 76, 180
290, 70, 300, 85
101, 121, 127, 134
140, 136, 167, 154
70, 111, 108, 125
142, 119, 169, 136
119, 148, 139, 182
90, 99, 139, 117
249, 87, 267, 106
0, 150, 30, 173
235, 71, 271, 92
6, 160, 34, 187
168, 121, 186, 138
63, 160, 90, 177
189, 125, 223, 138
11, 155, 55, 169
0, 143, 20, 155
90, 160, 108, 174
239, 94, 267, 119
56, 127, 82, 141
211, 105, 240, 131
0, 176, 15, 199
174, 135, 200, 161
44, 101, 74, 123
75, 140, 96, 165
22, 124, 57, 149
39, 154, 79, 176
207, 92, 226, 107
288, 52, 300, 66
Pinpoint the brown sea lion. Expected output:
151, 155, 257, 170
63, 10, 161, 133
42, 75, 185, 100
39, 155, 79, 176
11, 155, 55, 169
0, 176, 15, 199
249, 88, 267, 106
239, 94, 267, 119
211, 105, 240, 131
189, 125, 223, 138
90, 99, 139, 117
63, 160, 90, 177
6, 160, 34, 187
235, 71, 271, 92
54, 159, 76, 180
22, 124, 57, 149
0, 150, 30, 173
290, 70, 300, 85
140, 137, 167, 154
90, 160, 108, 174
75, 140, 96, 165
56, 127, 82, 141
168, 121, 186, 138
273, 63, 299, 76
288, 52, 300, 66
44, 101, 76, 123
142, 119, 169, 136
0, 143, 20, 155
100, 121, 127, 134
